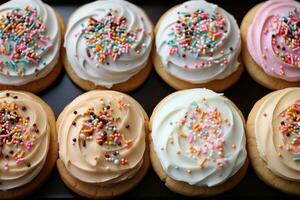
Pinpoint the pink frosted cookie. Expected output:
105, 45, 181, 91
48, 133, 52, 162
241, 0, 300, 90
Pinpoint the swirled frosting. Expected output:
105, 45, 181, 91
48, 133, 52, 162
247, 0, 300, 81
64, 0, 153, 88
0, 0, 61, 86
151, 89, 247, 187
57, 91, 146, 185
0, 91, 50, 190
155, 0, 241, 84
253, 87, 300, 181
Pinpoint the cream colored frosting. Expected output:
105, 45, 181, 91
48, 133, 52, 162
155, 0, 241, 84
0, 0, 61, 86
254, 87, 300, 181
151, 88, 247, 187
0, 91, 50, 190
57, 90, 146, 185
64, 0, 153, 88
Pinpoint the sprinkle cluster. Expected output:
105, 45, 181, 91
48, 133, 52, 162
0, 95, 39, 170
266, 8, 300, 73
167, 8, 229, 69
0, 5, 52, 76
82, 12, 142, 64
279, 101, 300, 161
168, 98, 234, 174
72, 97, 131, 166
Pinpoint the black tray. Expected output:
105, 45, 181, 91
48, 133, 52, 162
30, 0, 297, 199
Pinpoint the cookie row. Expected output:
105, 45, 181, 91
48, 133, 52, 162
0, 0, 299, 93
0, 88, 299, 198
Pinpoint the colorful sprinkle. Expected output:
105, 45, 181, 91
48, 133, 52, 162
270, 9, 300, 68
167, 9, 228, 68
82, 12, 142, 64
171, 99, 230, 169
0, 5, 52, 76
293, 157, 300, 161
74, 98, 131, 165
0, 99, 38, 169
279, 101, 300, 161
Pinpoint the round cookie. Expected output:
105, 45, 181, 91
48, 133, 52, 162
0, 90, 57, 199
150, 88, 248, 196
63, 0, 154, 92
152, 0, 243, 92
0, 0, 65, 93
241, 0, 300, 90
56, 90, 149, 199
246, 87, 300, 195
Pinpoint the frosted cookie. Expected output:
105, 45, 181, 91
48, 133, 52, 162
247, 87, 300, 194
150, 88, 248, 196
0, 90, 57, 199
63, 0, 153, 92
153, 0, 243, 91
241, 0, 300, 90
0, 0, 65, 93
57, 90, 149, 199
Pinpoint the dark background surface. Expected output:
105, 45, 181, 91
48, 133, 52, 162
17, 0, 297, 199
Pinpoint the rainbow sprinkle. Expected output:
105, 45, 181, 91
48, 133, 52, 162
168, 98, 233, 174
279, 101, 300, 161
73, 98, 131, 166
270, 8, 300, 69
0, 94, 39, 170
0, 5, 52, 76
82, 12, 142, 64
167, 9, 228, 68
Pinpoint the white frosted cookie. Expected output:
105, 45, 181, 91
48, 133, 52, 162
0, 0, 64, 93
64, 0, 153, 92
153, 0, 243, 91
150, 88, 248, 196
